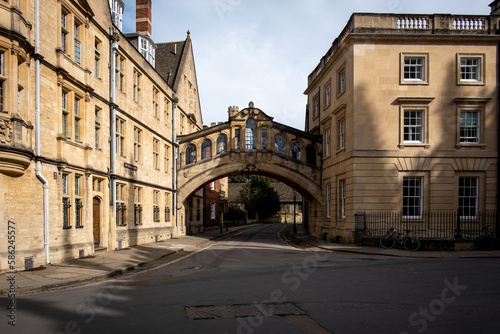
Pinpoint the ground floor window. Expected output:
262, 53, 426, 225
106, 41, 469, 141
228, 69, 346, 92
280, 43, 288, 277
459, 177, 478, 219
403, 176, 422, 218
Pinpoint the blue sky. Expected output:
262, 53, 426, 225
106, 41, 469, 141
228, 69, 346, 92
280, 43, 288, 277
121, 0, 492, 129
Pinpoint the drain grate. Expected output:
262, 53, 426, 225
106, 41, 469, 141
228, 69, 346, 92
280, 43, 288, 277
184, 303, 305, 320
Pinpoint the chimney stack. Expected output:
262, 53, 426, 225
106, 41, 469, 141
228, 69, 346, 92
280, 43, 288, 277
136, 0, 152, 37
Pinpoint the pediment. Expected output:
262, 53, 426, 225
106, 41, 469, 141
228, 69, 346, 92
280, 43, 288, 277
230, 102, 274, 122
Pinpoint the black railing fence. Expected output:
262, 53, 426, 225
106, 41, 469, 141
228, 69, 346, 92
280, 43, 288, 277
355, 211, 497, 240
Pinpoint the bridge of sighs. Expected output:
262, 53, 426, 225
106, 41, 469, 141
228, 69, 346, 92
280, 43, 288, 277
175, 102, 323, 233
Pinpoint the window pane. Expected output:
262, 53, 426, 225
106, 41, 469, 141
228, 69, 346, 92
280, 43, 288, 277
404, 57, 424, 80
404, 111, 423, 142
460, 111, 479, 143
245, 119, 256, 150
403, 177, 422, 218
275, 135, 285, 155
461, 58, 480, 81
459, 177, 478, 218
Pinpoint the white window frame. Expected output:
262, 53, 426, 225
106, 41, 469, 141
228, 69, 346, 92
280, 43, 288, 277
339, 119, 345, 150
458, 177, 478, 219
403, 110, 424, 143
403, 176, 423, 219
339, 179, 346, 219
324, 128, 331, 157
326, 183, 331, 219
401, 53, 429, 85
459, 110, 480, 144
457, 53, 485, 86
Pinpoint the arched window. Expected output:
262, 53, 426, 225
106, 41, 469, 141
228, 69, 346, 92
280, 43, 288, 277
275, 135, 285, 155
201, 140, 212, 160
290, 140, 301, 160
306, 145, 317, 166
245, 119, 256, 149
186, 145, 196, 165
216, 135, 227, 155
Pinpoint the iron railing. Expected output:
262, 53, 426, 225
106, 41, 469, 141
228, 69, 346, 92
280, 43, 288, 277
355, 211, 497, 240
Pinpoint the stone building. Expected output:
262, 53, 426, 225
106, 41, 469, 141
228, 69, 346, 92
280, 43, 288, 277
0, 0, 203, 272
304, 3, 500, 242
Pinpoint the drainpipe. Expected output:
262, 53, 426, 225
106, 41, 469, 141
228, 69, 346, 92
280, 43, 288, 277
110, 32, 119, 249
34, 0, 50, 265
172, 95, 179, 237
496, 37, 500, 235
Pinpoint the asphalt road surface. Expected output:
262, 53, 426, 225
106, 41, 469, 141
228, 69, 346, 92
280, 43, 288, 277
2, 223, 500, 334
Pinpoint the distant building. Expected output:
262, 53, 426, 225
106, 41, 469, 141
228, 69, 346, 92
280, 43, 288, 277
304, 2, 500, 241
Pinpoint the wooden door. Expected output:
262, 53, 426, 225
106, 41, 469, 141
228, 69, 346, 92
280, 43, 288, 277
93, 197, 100, 246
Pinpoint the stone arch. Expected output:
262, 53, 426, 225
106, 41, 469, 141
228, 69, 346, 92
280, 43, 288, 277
177, 153, 322, 207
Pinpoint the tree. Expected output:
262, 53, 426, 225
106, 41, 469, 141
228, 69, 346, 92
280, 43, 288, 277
239, 176, 281, 220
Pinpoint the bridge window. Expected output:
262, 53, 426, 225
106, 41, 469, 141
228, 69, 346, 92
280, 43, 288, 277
186, 145, 196, 165
261, 129, 267, 150
275, 135, 285, 155
245, 119, 257, 149
216, 135, 227, 155
306, 145, 317, 166
290, 140, 301, 160
201, 140, 212, 160
235, 129, 241, 150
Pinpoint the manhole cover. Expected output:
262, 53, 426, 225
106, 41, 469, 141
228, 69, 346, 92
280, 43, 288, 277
184, 302, 305, 320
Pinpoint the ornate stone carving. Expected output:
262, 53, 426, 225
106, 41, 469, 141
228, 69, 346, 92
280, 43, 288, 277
242, 164, 260, 173
0, 119, 12, 144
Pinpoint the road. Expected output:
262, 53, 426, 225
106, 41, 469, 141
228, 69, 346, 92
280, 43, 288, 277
2, 223, 500, 334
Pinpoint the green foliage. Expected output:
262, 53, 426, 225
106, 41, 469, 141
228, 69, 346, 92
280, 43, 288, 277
226, 206, 246, 221
239, 176, 281, 220
228, 175, 248, 183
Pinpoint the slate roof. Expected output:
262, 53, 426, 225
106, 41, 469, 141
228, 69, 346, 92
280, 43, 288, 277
155, 40, 186, 87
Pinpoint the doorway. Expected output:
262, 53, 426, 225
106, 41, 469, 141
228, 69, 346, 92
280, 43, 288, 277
93, 197, 101, 246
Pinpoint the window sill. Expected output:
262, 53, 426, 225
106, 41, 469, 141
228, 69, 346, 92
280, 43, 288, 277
456, 143, 487, 149
63, 226, 72, 230
398, 143, 430, 149
457, 80, 485, 86
336, 148, 345, 155
75, 225, 84, 229
400, 80, 429, 86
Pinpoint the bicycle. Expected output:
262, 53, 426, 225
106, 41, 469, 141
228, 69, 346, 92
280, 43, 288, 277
474, 226, 496, 250
380, 227, 420, 251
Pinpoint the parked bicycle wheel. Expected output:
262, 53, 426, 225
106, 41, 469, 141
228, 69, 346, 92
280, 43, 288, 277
475, 236, 493, 250
403, 237, 420, 251
380, 235, 395, 249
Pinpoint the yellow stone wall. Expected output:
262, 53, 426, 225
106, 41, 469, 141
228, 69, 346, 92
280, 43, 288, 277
0, 0, 203, 272
306, 13, 499, 242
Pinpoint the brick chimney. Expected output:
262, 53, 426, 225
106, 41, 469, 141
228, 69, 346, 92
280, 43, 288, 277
136, 0, 152, 37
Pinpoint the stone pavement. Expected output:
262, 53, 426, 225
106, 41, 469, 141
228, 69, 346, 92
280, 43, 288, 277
283, 222, 500, 259
2, 223, 499, 296
0, 224, 253, 296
